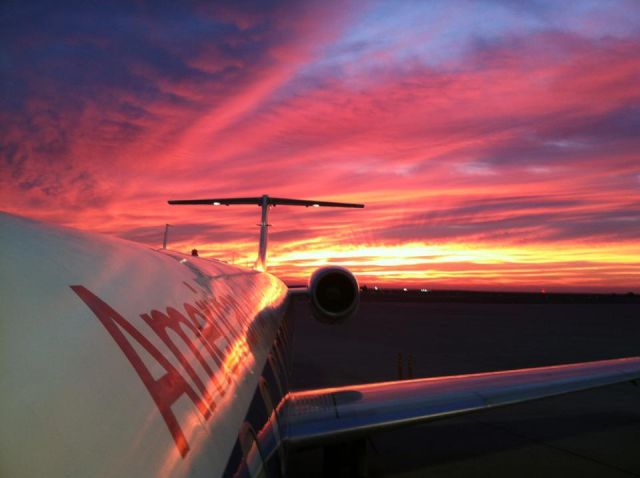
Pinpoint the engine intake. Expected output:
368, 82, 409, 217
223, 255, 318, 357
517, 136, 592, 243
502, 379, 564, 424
309, 266, 359, 324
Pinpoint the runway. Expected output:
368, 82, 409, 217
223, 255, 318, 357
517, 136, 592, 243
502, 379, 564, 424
286, 297, 640, 477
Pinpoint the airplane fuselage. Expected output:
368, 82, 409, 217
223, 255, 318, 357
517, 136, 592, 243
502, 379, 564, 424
1, 213, 291, 477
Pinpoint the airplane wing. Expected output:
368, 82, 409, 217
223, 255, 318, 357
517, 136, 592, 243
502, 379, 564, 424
281, 357, 640, 447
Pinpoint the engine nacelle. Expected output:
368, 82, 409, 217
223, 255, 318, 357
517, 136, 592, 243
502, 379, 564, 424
308, 266, 360, 324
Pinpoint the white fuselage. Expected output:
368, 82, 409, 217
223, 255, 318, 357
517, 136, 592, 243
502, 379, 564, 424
0, 213, 289, 477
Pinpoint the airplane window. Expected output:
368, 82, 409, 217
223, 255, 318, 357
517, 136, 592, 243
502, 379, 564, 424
277, 329, 292, 369
273, 336, 288, 371
221, 439, 242, 478
264, 357, 284, 403
259, 378, 286, 474
245, 387, 269, 432
239, 423, 266, 478
270, 347, 289, 391
278, 323, 290, 347
259, 378, 279, 426
281, 318, 295, 365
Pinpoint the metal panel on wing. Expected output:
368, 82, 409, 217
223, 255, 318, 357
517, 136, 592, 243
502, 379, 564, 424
280, 357, 640, 446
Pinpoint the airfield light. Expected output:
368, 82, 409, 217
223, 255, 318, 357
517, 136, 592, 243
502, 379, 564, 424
403, 287, 408, 292
213, 202, 221, 206
374, 286, 378, 291
312, 203, 320, 207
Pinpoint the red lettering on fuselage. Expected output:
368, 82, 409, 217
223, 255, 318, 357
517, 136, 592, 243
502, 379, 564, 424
140, 309, 216, 418
71, 286, 200, 457
183, 303, 234, 386
70, 285, 258, 458
195, 297, 238, 340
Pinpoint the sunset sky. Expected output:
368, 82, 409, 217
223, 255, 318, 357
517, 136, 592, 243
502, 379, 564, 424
1, 1, 639, 291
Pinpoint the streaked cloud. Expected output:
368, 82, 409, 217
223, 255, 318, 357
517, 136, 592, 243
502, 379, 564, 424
1, 0, 639, 291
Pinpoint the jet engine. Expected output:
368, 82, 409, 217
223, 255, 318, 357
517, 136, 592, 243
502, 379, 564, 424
308, 266, 359, 324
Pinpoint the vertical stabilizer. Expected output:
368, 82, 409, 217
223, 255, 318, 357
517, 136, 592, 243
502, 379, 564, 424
257, 195, 270, 271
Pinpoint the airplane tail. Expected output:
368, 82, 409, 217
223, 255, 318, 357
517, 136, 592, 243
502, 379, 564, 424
168, 195, 364, 271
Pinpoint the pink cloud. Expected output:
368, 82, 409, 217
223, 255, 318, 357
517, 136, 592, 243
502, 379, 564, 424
1, 4, 639, 291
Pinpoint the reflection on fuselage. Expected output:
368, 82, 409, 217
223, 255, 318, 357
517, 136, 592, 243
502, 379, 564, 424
71, 257, 291, 477
222, 308, 295, 477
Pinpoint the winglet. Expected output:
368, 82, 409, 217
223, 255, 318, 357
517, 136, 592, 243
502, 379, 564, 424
168, 194, 364, 271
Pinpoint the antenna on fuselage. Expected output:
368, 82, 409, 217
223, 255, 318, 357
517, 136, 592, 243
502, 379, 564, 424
168, 194, 364, 271
162, 223, 171, 249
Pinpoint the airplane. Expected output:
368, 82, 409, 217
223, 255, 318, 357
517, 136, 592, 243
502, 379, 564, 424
1, 194, 640, 478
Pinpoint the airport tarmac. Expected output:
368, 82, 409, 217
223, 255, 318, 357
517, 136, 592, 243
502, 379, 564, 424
286, 298, 640, 477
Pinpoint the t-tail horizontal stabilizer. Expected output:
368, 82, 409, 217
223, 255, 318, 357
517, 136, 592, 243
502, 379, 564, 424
168, 194, 364, 271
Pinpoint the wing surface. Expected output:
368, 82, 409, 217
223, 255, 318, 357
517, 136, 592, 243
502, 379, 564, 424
281, 357, 640, 447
